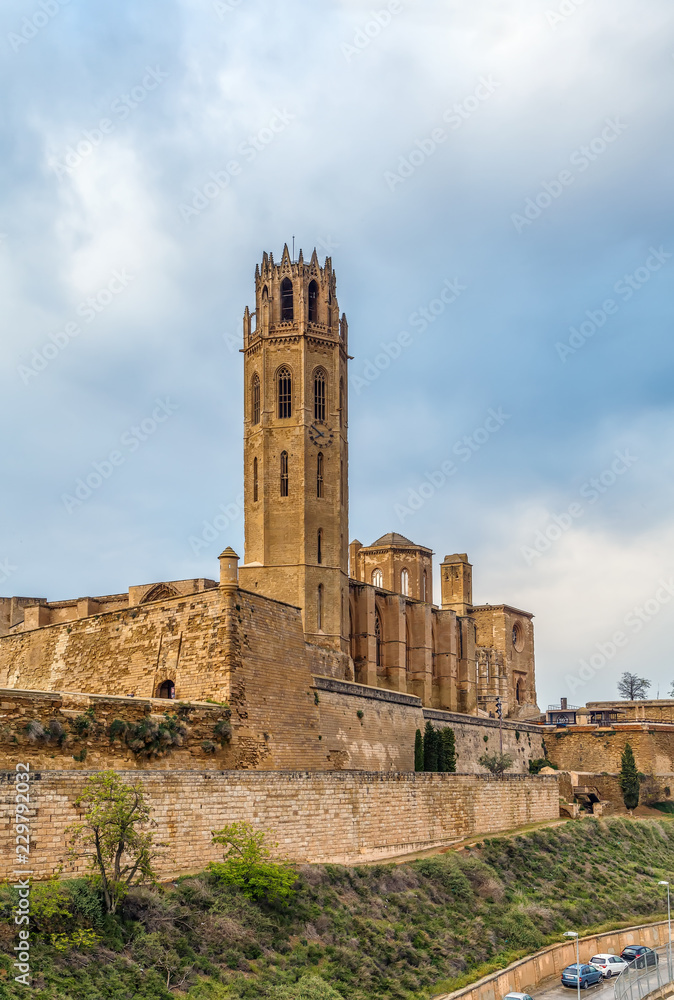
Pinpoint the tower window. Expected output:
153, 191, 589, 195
251, 373, 260, 424
314, 368, 326, 421
422, 570, 428, 602
281, 277, 294, 321
317, 528, 323, 565
339, 377, 344, 428
278, 366, 292, 418
308, 279, 319, 323
372, 568, 383, 588
280, 451, 289, 497
317, 452, 323, 498
317, 583, 324, 631
375, 608, 382, 667
253, 457, 258, 502
400, 569, 409, 597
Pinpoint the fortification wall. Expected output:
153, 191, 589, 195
587, 700, 674, 724
424, 710, 546, 774
545, 725, 674, 774
0, 769, 560, 880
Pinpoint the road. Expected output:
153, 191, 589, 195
533, 945, 670, 1000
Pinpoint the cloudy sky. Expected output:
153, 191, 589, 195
2, 0, 673, 709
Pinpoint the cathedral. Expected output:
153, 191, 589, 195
0, 248, 538, 771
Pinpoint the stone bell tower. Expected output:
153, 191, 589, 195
238, 245, 350, 660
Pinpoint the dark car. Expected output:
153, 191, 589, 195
561, 964, 604, 989
620, 946, 659, 969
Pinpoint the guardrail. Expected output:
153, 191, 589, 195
615, 956, 674, 1000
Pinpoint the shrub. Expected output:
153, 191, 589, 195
209, 822, 297, 902
201, 740, 217, 754
478, 751, 514, 777
24, 719, 46, 742
213, 718, 232, 744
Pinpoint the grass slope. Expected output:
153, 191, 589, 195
1, 817, 673, 1000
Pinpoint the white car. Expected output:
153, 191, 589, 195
589, 954, 629, 978
504, 993, 534, 1000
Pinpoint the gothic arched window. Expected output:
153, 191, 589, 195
375, 608, 382, 667
339, 377, 344, 427
516, 677, 524, 704
253, 457, 258, 502
281, 277, 293, 321
280, 451, 289, 497
308, 279, 319, 323
372, 568, 383, 588
400, 568, 409, 597
422, 570, 428, 602
317, 583, 324, 631
314, 368, 326, 421
251, 373, 260, 424
277, 366, 292, 418
316, 452, 324, 498
317, 528, 323, 565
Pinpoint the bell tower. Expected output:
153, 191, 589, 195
238, 245, 350, 661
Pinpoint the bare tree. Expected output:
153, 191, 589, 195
617, 671, 651, 700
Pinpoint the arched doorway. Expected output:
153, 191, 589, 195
157, 679, 175, 699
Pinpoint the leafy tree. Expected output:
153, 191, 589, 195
618, 671, 651, 700
414, 728, 424, 771
209, 822, 297, 902
423, 721, 438, 772
67, 771, 165, 914
620, 742, 640, 811
478, 751, 514, 778
441, 727, 457, 773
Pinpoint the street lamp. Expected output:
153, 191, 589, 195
658, 881, 671, 978
565, 931, 581, 1000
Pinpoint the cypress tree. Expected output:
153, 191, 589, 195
437, 730, 446, 772
442, 727, 457, 773
423, 721, 438, 772
414, 729, 424, 771
620, 742, 640, 811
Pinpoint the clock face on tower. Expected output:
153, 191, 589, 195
308, 419, 335, 448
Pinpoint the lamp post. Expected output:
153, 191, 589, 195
658, 881, 672, 978
565, 931, 581, 1000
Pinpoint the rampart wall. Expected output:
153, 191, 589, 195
0, 769, 560, 880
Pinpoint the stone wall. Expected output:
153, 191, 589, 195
587, 700, 674, 724
0, 769, 560, 880
424, 710, 546, 774
0, 686, 548, 775
545, 725, 674, 775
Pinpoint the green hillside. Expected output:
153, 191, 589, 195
1, 817, 672, 1000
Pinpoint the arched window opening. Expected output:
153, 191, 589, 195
314, 368, 326, 421
157, 679, 175, 699
281, 277, 294, 321
253, 457, 258, 502
375, 609, 382, 667
317, 584, 324, 631
349, 604, 356, 662
251, 373, 260, 424
372, 568, 383, 588
278, 366, 292, 418
405, 620, 411, 672
316, 452, 324, 498
400, 568, 409, 597
516, 678, 524, 704
260, 286, 269, 331
280, 451, 289, 497
308, 279, 319, 323
339, 377, 344, 428
340, 458, 345, 506
317, 529, 323, 565
422, 570, 428, 602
